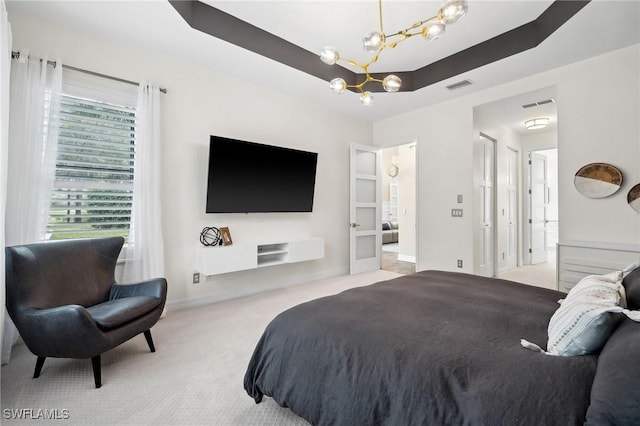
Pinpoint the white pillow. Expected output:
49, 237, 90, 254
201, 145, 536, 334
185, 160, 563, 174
546, 271, 625, 356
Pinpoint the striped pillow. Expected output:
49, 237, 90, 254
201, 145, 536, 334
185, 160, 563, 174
546, 271, 625, 356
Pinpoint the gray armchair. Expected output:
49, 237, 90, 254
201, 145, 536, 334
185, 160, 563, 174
5, 237, 167, 388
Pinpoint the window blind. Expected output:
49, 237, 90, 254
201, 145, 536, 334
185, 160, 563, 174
47, 94, 136, 240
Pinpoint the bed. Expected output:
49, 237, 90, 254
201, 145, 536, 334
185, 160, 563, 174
244, 270, 640, 425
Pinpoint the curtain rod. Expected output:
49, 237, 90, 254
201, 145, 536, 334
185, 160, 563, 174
11, 51, 167, 94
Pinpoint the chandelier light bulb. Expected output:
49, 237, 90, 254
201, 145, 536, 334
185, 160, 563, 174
329, 78, 347, 94
320, 46, 340, 65
362, 31, 385, 52
382, 75, 402, 92
438, 0, 468, 25
360, 92, 374, 107
422, 19, 446, 40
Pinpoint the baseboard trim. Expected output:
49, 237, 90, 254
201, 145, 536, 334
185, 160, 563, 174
165, 267, 349, 312
398, 254, 416, 264
497, 265, 515, 276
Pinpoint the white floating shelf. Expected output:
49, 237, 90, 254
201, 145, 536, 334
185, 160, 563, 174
196, 237, 324, 276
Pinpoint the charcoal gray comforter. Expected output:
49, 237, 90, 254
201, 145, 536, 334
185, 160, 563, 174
244, 271, 597, 425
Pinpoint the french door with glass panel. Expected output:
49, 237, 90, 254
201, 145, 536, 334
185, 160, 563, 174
349, 144, 381, 274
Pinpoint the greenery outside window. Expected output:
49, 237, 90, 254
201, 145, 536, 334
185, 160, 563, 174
47, 94, 136, 241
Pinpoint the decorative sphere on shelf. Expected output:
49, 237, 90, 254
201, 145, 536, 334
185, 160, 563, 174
200, 227, 222, 246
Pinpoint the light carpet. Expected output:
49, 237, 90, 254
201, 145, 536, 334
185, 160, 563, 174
1, 270, 401, 426
1, 262, 556, 425
498, 252, 557, 291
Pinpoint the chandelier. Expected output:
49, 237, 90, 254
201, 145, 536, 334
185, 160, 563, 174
320, 0, 469, 106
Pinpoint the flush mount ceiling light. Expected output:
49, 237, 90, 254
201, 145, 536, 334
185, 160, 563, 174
525, 118, 549, 130
320, 0, 468, 107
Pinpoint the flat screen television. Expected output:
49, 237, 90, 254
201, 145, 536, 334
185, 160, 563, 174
206, 136, 318, 213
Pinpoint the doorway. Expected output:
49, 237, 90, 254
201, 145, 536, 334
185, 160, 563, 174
380, 143, 417, 275
500, 148, 557, 289
474, 133, 496, 277
473, 86, 558, 290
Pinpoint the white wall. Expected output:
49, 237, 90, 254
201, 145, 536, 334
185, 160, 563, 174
8, 11, 373, 309
374, 102, 476, 272
374, 45, 640, 273
556, 47, 639, 247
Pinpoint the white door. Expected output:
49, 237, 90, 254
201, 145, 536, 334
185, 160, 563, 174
350, 144, 381, 274
505, 147, 518, 269
475, 134, 495, 277
530, 152, 548, 264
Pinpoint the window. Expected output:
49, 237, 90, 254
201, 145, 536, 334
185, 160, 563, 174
47, 71, 138, 241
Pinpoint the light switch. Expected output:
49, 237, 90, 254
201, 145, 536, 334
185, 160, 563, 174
451, 209, 463, 217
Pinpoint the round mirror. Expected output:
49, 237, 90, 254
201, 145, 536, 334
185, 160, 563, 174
628, 184, 640, 213
574, 163, 622, 199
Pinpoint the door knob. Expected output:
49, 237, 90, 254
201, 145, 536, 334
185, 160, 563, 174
350, 223, 360, 228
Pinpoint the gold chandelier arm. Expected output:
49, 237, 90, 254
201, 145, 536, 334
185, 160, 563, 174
323, 1, 468, 103
385, 15, 439, 40
338, 52, 383, 73
338, 57, 368, 71
347, 81, 366, 92
344, 73, 384, 93
384, 31, 422, 49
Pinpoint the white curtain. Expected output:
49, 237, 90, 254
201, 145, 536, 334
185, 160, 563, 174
0, 0, 12, 365
6, 51, 61, 245
122, 83, 165, 284
2, 50, 62, 364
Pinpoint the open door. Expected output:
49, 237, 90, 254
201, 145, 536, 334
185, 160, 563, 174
350, 144, 381, 274
474, 133, 495, 277
529, 152, 548, 264
505, 147, 518, 270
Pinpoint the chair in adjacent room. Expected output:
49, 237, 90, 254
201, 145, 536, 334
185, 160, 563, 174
5, 236, 167, 388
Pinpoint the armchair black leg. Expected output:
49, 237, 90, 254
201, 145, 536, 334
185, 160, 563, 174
33, 356, 46, 378
143, 330, 156, 352
91, 356, 102, 388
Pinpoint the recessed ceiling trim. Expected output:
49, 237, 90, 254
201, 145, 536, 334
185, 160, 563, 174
412, 1, 590, 91
168, 0, 357, 86
169, 1, 591, 94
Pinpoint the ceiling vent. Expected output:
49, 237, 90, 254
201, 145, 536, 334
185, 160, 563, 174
522, 98, 556, 108
446, 79, 473, 91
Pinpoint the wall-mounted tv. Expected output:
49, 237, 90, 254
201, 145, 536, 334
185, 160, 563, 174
206, 136, 318, 213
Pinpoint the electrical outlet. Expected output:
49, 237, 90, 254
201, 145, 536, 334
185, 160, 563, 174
457, 260, 463, 268
451, 209, 463, 217
192, 272, 200, 284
